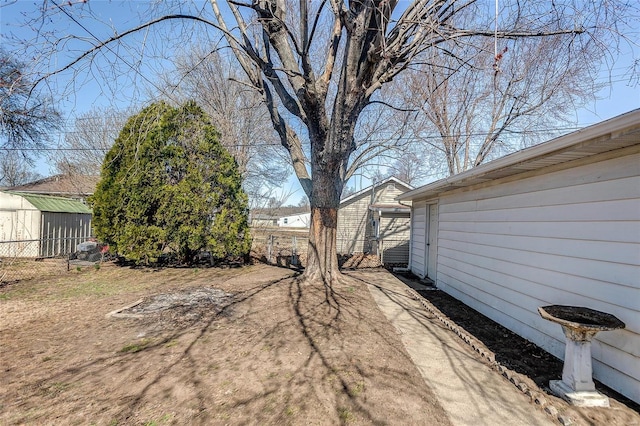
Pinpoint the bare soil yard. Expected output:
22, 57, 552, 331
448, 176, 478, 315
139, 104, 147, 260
0, 263, 449, 425
1, 263, 638, 425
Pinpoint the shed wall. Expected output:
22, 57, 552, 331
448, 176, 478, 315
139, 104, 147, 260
432, 151, 640, 402
0, 192, 93, 258
379, 214, 411, 264
40, 212, 93, 257
337, 182, 409, 254
0, 192, 41, 257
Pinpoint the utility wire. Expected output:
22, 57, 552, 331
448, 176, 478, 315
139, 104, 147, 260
0, 126, 591, 151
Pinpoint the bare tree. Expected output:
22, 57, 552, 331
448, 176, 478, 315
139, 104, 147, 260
297, 195, 310, 209
385, 151, 433, 186
51, 107, 129, 176
401, 29, 604, 176
207, 1, 635, 283
0, 47, 60, 156
0, 152, 42, 187
16, 1, 637, 284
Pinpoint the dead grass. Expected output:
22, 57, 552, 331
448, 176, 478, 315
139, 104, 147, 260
0, 263, 450, 425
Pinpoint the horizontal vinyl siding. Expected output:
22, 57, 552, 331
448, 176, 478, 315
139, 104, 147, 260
379, 216, 411, 240
337, 182, 412, 254
380, 216, 411, 264
337, 195, 372, 253
376, 182, 410, 204
435, 152, 640, 403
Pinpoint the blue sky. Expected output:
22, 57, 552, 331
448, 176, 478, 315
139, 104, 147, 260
1, 1, 638, 202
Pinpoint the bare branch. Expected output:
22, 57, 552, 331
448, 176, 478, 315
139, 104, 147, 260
32, 14, 222, 90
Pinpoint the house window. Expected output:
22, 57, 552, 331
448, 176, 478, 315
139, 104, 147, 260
284, 218, 288, 224
388, 183, 395, 190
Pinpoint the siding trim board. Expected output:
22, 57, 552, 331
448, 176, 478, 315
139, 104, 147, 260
402, 110, 640, 404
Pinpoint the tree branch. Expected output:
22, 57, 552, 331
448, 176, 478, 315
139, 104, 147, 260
261, 80, 312, 197
32, 14, 223, 90
211, 0, 307, 121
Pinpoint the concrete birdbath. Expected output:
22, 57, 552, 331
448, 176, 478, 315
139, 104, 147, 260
538, 305, 625, 407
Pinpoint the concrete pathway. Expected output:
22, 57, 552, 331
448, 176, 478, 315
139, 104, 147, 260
348, 269, 554, 426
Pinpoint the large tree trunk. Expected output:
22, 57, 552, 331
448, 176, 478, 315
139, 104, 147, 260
305, 206, 340, 283
303, 152, 345, 284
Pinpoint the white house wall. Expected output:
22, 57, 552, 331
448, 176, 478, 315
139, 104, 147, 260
432, 151, 640, 403
277, 213, 310, 228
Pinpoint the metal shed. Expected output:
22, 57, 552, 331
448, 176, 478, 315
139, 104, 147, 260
0, 191, 92, 258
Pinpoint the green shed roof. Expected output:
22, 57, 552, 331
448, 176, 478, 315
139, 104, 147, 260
9, 192, 92, 214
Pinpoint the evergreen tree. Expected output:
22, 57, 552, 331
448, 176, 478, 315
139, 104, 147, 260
90, 101, 251, 264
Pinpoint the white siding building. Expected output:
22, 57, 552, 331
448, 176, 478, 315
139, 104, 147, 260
277, 213, 311, 228
0, 191, 93, 257
399, 110, 640, 403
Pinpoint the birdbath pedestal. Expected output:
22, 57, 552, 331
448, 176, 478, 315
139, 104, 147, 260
538, 305, 625, 408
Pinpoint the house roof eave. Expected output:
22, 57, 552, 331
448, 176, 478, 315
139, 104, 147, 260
399, 109, 640, 202
340, 176, 414, 206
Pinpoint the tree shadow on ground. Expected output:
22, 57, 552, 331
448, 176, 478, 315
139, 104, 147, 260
389, 272, 640, 417
2, 265, 450, 425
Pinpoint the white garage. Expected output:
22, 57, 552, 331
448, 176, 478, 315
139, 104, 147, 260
0, 191, 92, 258
399, 110, 640, 404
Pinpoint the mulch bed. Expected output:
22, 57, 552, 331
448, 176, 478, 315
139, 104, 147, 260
409, 284, 640, 414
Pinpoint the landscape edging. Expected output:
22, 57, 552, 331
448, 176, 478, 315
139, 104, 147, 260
403, 286, 575, 426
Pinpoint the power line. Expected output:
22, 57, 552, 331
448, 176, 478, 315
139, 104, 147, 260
0, 125, 597, 152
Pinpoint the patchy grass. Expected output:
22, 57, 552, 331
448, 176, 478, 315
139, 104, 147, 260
338, 407, 355, 423
1, 264, 450, 425
119, 338, 153, 354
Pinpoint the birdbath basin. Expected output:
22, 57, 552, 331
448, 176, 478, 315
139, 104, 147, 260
538, 305, 625, 407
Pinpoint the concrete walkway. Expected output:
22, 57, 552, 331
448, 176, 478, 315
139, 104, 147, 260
348, 269, 554, 426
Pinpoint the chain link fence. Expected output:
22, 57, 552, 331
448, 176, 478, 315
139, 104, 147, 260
2, 230, 408, 284
251, 230, 309, 268
0, 237, 100, 285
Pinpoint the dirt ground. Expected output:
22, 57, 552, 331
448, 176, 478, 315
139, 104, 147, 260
1, 263, 450, 425
1, 263, 638, 425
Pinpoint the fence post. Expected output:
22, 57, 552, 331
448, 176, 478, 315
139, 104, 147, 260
292, 236, 297, 265
267, 235, 273, 264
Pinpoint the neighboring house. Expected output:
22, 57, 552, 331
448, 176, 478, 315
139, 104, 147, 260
338, 177, 413, 264
398, 110, 640, 403
278, 212, 311, 228
7, 174, 100, 203
0, 191, 93, 257
250, 207, 311, 228
250, 213, 279, 228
